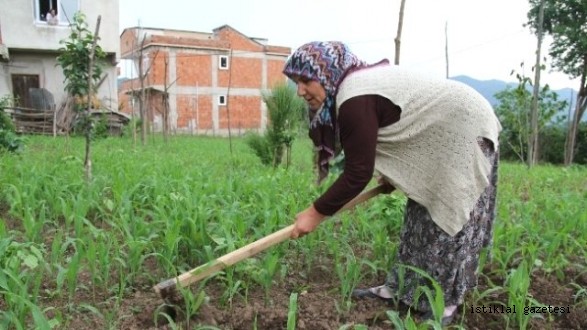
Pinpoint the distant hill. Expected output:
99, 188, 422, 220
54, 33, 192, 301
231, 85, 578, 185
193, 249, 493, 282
450, 75, 577, 107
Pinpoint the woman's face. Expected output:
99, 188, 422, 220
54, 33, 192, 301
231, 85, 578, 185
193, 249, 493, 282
292, 76, 326, 110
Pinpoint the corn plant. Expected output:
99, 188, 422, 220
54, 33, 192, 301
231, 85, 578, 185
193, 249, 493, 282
287, 292, 298, 330
505, 260, 532, 328
0, 135, 585, 329
178, 288, 208, 324
334, 252, 362, 313
0, 239, 54, 329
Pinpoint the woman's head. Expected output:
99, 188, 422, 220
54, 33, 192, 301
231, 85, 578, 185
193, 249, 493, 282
283, 41, 366, 183
283, 41, 365, 115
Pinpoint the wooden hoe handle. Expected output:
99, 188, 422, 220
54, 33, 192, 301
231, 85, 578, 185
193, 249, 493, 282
154, 184, 393, 298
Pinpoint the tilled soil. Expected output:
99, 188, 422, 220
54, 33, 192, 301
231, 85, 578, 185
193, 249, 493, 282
112, 265, 587, 330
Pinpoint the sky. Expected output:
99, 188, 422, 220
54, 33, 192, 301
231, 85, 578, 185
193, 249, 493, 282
118, 0, 581, 90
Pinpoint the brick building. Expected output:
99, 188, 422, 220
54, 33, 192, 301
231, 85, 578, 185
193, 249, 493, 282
118, 25, 291, 135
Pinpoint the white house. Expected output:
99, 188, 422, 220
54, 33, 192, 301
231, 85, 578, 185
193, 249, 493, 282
0, 0, 119, 110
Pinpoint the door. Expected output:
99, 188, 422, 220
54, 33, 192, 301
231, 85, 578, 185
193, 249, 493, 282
11, 74, 40, 108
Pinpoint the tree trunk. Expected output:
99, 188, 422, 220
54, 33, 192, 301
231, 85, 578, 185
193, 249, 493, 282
163, 54, 169, 143
84, 15, 101, 182
565, 87, 587, 166
226, 49, 234, 155
564, 55, 587, 166
394, 0, 407, 65
138, 34, 147, 146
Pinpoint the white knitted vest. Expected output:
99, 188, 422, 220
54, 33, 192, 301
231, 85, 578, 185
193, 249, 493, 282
337, 65, 502, 236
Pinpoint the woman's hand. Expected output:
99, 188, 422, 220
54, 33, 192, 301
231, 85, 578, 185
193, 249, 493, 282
290, 205, 327, 239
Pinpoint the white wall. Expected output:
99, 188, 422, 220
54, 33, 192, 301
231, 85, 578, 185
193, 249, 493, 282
0, 53, 118, 110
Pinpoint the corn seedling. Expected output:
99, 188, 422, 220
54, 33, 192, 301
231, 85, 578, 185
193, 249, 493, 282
0, 136, 584, 328
287, 292, 298, 330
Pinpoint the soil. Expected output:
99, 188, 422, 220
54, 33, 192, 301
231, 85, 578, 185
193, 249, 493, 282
58, 260, 587, 330
0, 258, 587, 330
116, 262, 587, 330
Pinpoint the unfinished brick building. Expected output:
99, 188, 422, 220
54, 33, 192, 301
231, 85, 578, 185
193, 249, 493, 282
118, 25, 291, 135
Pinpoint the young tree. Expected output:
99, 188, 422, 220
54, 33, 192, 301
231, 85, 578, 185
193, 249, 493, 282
494, 69, 568, 163
527, 0, 587, 165
57, 12, 105, 180
246, 83, 305, 167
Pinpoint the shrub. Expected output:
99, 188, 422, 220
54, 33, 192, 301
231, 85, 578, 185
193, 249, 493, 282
245, 132, 273, 165
0, 96, 24, 153
517, 122, 587, 165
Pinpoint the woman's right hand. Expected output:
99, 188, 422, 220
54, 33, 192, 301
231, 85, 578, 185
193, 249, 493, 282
290, 205, 326, 239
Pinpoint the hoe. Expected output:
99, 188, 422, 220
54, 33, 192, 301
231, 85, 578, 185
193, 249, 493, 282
153, 183, 394, 317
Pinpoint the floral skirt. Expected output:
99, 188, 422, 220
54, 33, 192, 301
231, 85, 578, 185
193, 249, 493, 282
386, 138, 499, 311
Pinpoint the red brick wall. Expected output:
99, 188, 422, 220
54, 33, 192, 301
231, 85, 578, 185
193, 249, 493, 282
220, 96, 261, 129
214, 28, 263, 53
230, 57, 262, 88
268, 59, 288, 88
176, 54, 212, 86
120, 29, 138, 57
148, 52, 168, 86
176, 95, 193, 128
195, 95, 213, 130
218, 64, 230, 87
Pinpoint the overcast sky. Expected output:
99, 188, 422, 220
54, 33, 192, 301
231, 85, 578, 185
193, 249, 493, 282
118, 0, 580, 90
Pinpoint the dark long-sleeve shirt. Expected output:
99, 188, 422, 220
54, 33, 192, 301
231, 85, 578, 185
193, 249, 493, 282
313, 94, 401, 215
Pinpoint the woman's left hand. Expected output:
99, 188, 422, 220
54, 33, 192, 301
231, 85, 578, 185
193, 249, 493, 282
290, 205, 326, 239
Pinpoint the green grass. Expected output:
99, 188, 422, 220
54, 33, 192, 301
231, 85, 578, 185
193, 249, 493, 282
0, 135, 585, 329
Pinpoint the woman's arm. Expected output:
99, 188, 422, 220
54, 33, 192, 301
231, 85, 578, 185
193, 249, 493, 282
291, 95, 400, 238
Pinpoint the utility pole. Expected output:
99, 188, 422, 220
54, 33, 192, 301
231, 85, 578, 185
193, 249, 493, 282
445, 21, 449, 78
394, 0, 407, 65
528, 0, 545, 167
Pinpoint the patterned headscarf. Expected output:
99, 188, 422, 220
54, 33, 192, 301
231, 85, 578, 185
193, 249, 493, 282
283, 41, 367, 183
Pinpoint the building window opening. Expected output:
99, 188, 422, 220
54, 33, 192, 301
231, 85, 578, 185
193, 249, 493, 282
39, 0, 58, 21
219, 55, 229, 70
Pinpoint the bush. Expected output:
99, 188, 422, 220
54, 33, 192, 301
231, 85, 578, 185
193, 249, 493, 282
538, 125, 566, 164
506, 122, 587, 165
93, 113, 110, 139
123, 118, 141, 137
0, 96, 24, 153
245, 132, 273, 165
573, 122, 587, 165
71, 112, 111, 140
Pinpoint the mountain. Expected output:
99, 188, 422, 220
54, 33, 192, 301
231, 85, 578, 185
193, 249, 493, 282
451, 75, 577, 108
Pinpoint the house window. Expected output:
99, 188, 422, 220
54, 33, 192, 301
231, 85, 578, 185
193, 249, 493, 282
219, 55, 229, 70
36, 0, 79, 24
218, 95, 227, 106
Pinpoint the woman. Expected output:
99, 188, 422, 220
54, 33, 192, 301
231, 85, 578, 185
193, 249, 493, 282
46, 9, 59, 25
284, 41, 501, 324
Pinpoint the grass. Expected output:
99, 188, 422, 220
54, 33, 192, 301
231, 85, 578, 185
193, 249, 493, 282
0, 134, 585, 329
